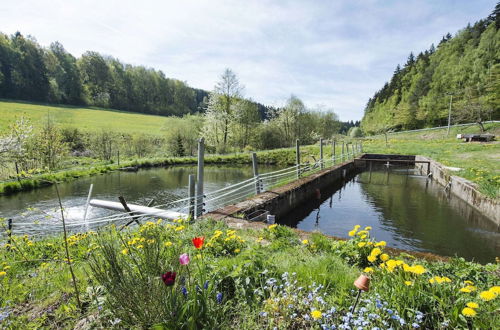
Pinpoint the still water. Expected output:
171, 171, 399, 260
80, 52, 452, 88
279, 168, 500, 263
0, 165, 279, 235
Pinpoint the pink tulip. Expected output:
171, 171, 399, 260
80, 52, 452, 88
179, 253, 190, 265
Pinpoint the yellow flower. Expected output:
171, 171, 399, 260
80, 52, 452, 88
364, 267, 374, 273
311, 310, 322, 319
0, 271, 6, 277
302, 239, 309, 245
464, 280, 474, 285
490, 286, 500, 295
367, 255, 377, 262
164, 241, 173, 247
380, 254, 389, 262
348, 230, 356, 237
466, 302, 479, 309
121, 248, 129, 255
234, 249, 240, 253
364, 226, 372, 230
461, 307, 476, 317
3, 266, 10, 270
375, 241, 386, 247
147, 239, 155, 244
175, 225, 185, 231
268, 224, 277, 230
360, 235, 367, 239
409, 265, 426, 275
357, 242, 366, 248
370, 248, 382, 256
354, 225, 361, 230
357, 230, 368, 236
404, 281, 413, 286
460, 286, 476, 293
479, 290, 496, 301
257, 237, 263, 242
136, 244, 144, 249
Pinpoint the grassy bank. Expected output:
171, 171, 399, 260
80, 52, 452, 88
0, 219, 498, 328
362, 122, 500, 198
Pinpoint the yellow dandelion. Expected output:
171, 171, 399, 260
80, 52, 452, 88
311, 310, 322, 320
164, 241, 173, 247
364, 226, 372, 230
234, 249, 240, 253
464, 280, 474, 285
370, 248, 382, 256
460, 286, 476, 293
121, 248, 129, 255
380, 253, 389, 262
375, 241, 386, 247
466, 302, 479, 309
268, 224, 277, 229
479, 290, 496, 301
302, 239, 309, 245
360, 234, 367, 239
364, 267, 374, 273
357, 242, 366, 248
0, 271, 6, 277
175, 225, 185, 231
404, 281, 413, 286
489, 286, 500, 295
367, 255, 377, 262
348, 230, 356, 237
136, 244, 144, 249
461, 307, 476, 317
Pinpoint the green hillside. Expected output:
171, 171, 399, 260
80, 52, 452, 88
0, 100, 184, 135
361, 5, 500, 134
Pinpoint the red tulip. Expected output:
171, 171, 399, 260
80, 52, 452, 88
162, 271, 176, 286
192, 236, 205, 249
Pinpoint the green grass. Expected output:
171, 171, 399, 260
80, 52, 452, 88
363, 122, 500, 198
0, 99, 182, 135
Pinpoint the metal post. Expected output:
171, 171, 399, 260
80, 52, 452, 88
188, 174, 195, 219
251, 152, 261, 195
447, 94, 453, 136
7, 219, 12, 247
332, 140, 336, 164
319, 138, 324, 169
196, 138, 205, 218
296, 139, 300, 179
342, 142, 345, 161
83, 183, 94, 223
117, 150, 120, 166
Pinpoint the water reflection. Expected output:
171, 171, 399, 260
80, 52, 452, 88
279, 168, 499, 263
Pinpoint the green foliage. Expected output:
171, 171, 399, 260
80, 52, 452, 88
362, 17, 500, 134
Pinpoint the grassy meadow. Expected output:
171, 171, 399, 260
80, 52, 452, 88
0, 100, 183, 136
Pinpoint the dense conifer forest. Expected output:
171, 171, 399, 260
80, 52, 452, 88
361, 3, 500, 134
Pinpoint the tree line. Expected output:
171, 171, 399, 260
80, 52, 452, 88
0, 31, 210, 116
361, 3, 500, 134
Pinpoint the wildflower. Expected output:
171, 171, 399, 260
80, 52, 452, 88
257, 237, 264, 242
164, 241, 173, 247
348, 230, 356, 237
136, 244, 144, 249
161, 272, 176, 286
466, 302, 479, 309
490, 286, 500, 295
380, 253, 389, 262
461, 307, 476, 317
370, 248, 382, 256
460, 286, 476, 293
375, 241, 386, 247
360, 234, 367, 239
121, 248, 129, 255
302, 239, 309, 245
479, 290, 496, 301
364, 226, 372, 230
464, 280, 474, 285
354, 225, 361, 230
216, 292, 223, 304
367, 255, 377, 262
204, 280, 209, 289
179, 253, 190, 265
234, 248, 240, 253
181, 287, 188, 297
404, 281, 413, 286
268, 224, 277, 229
147, 239, 155, 244
358, 242, 366, 248
192, 236, 205, 249
364, 267, 374, 273
0, 271, 6, 277
311, 310, 322, 320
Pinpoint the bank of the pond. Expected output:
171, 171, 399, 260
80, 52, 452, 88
0, 147, 319, 196
0, 219, 499, 329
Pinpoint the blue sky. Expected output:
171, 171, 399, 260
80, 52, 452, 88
0, 0, 496, 120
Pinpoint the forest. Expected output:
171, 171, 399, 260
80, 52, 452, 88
361, 4, 500, 134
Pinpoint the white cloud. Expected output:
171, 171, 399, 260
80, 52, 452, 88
0, 0, 495, 120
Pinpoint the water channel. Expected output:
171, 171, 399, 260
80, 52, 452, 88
0, 164, 280, 236
279, 167, 499, 263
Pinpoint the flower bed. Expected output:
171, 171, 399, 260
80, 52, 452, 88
0, 218, 499, 329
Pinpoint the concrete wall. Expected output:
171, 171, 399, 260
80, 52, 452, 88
204, 161, 357, 222
415, 156, 499, 226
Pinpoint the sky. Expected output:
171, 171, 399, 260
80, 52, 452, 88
0, 0, 496, 121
